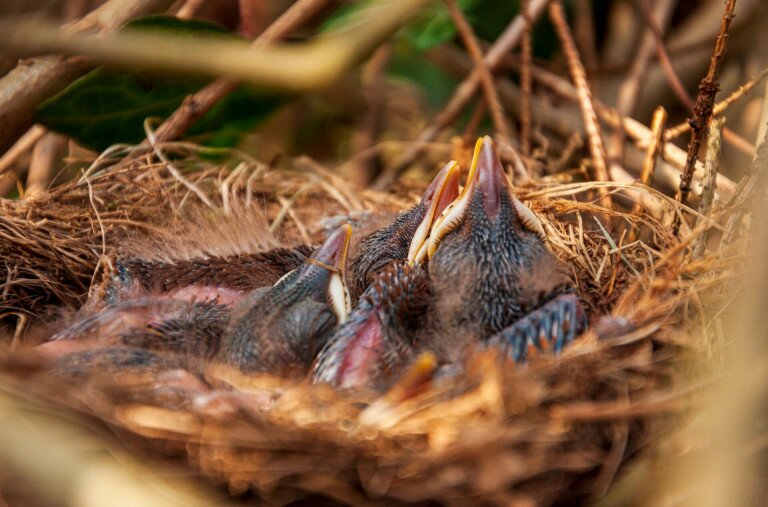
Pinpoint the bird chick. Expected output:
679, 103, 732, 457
427, 136, 587, 361
90, 246, 312, 310
348, 161, 459, 299
313, 263, 432, 389
39, 298, 229, 360
218, 224, 353, 376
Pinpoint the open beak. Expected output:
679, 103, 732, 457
427, 136, 544, 258
407, 161, 461, 264
281, 223, 353, 323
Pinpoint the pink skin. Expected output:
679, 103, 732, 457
165, 286, 244, 306
336, 313, 384, 389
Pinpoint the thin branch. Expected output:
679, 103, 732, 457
25, 132, 66, 198
372, 0, 552, 189
549, 2, 610, 204
148, 0, 330, 147
519, 59, 737, 197
608, 0, 675, 173
666, 67, 768, 140
0, 0, 431, 92
444, 0, 512, 142
0, 0, 175, 154
519, 0, 533, 156
692, 117, 724, 258
430, 43, 737, 199
627, 106, 667, 242
678, 0, 737, 205
0, 125, 47, 176
348, 43, 392, 186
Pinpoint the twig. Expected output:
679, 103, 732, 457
445, 0, 512, 142
372, 0, 552, 189
627, 106, 667, 242
666, 67, 768, 140
691, 117, 724, 259
24, 132, 66, 198
637, 0, 754, 158
678, 0, 737, 205
549, 2, 610, 206
0, 125, 46, 176
524, 58, 736, 196
149, 0, 330, 147
608, 0, 675, 174
0, 0, 175, 155
519, 0, 533, 156
0, 0, 431, 91
639, 107, 669, 189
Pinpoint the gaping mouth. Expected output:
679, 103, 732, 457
426, 136, 544, 258
407, 160, 461, 264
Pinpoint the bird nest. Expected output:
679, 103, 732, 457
0, 141, 741, 505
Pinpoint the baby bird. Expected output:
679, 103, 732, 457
313, 263, 432, 389
426, 136, 587, 362
44, 224, 354, 379
314, 137, 588, 390
218, 224, 353, 376
348, 161, 459, 299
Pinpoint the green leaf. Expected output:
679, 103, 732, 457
34, 15, 286, 152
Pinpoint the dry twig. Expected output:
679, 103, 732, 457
548, 2, 610, 205
691, 117, 724, 258
678, 0, 737, 205
372, 0, 552, 189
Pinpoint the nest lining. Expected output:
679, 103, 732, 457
0, 144, 739, 505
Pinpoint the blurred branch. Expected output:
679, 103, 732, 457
608, 0, 675, 175
140, 0, 330, 151
372, 0, 552, 189
0, 0, 432, 92
0, 0, 176, 155
444, 0, 512, 142
24, 131, 66, 198
0, 125, 46, 177
519, 0, 533, 157
678, 0, 737, 205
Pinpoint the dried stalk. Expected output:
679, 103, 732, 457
549, 1, 610, 206
691, 117, 724, 258
678, 0, 737, 205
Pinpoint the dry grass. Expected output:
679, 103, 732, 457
0, 141, 744, 505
